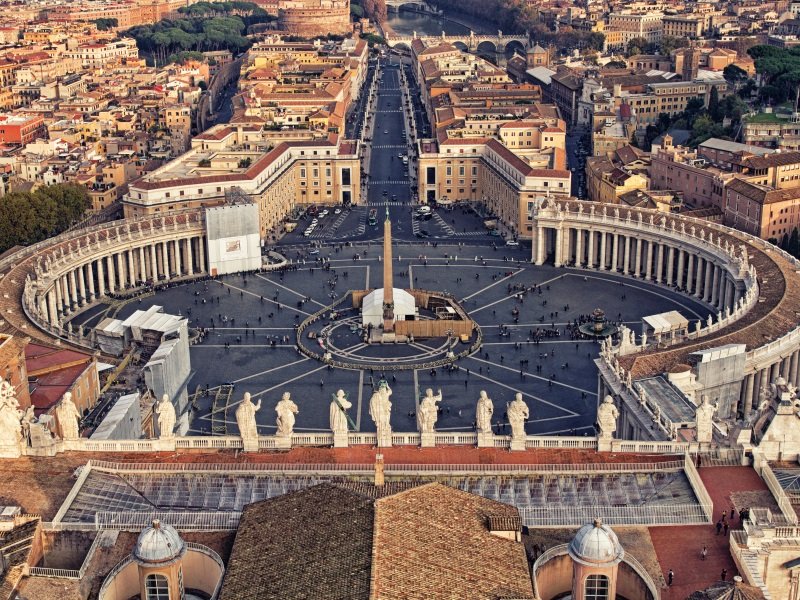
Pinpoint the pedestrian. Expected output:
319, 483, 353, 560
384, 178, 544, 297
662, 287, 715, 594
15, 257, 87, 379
701, 546, 707, 561
723, 521, 729, 535
715, 520, 722, 535
730, 508, 735, 521
667, 569, 674, 586
720, 569, 727, 581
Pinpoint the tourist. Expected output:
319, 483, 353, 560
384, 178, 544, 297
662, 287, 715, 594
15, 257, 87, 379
667, 569, 674, 586
701, 546, 707, 561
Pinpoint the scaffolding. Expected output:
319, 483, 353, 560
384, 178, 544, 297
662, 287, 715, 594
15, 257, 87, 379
210, 384, 234, 435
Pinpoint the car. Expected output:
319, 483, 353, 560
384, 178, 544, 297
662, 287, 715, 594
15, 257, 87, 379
334, 208, 342, 215
383, 130, 388, 134
398, 153, 404, 158
415, 230, 430, 238
309, 249, 320, 255
382, 190, 388, 196
319, 210, 329, 217
488, 230, 501, 237
505, 240, 520, 246
303, 230, 313, 237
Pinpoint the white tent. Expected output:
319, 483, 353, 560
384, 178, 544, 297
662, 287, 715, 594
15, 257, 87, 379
361, 288, 417, 327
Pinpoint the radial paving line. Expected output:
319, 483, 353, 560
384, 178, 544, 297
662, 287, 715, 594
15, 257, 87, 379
255, 273, 327, 308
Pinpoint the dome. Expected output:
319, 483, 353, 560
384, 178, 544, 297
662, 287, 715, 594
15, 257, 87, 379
568, 518, 624, 566
133, 519, 185, 565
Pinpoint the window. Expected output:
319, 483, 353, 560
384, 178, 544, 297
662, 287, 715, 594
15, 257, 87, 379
145, 574, 170, 599
585, 574, 609, 600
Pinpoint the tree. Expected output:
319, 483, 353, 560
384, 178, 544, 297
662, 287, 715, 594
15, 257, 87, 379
605, 60, 627, 69
94, 18, 119, 30
625, 37, 648, 58
586, 32, 605, 52
708, 86, 721, 121
723, 64, 749, 87
659, 36, 688, 55
790, 227, 800, 258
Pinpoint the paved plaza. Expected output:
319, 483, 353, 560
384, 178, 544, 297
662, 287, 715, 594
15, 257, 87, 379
75, 244, 712, 437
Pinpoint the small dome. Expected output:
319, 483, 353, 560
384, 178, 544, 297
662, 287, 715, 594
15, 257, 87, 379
134, 520, 185, 565
568, 518, 624, 566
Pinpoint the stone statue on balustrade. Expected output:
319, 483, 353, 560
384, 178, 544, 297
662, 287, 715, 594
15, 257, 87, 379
369, 380, 393, 447
695, 395, 716, 445
56, 392, 81, 441
597, 395, 619, 439
236, 392, 262, 446
0, 377, 23, 454
329, 389, 352, 436
155, 394, 176, 440
476, 391, 494, 434
507, 392, 529, 450
417, 388, 442, 435
275, 392, 299, 438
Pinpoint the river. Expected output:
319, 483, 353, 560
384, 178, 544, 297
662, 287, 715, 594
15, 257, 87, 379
386, 7, 493, 37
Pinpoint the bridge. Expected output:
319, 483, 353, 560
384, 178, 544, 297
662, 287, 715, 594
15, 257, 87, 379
385, 0, 442, 14
385, 30, 529, 55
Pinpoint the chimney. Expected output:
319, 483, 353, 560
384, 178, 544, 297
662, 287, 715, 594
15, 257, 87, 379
374, 453, 384, 486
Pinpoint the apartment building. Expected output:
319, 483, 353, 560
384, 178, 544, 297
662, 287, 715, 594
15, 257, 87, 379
66, 38, 139, 69
742, 114, 800, 151
0, 114, 46, 145
607, 12, 664, 44
662, 15, 705, 39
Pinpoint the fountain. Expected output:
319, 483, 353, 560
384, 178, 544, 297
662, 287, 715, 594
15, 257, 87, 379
578, 308, 618, 339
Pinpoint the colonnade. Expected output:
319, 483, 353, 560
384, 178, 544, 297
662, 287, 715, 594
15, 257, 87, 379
535, 224, 744, 315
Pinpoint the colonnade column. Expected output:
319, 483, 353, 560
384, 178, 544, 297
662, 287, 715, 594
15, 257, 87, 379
106, 254, 116, 293
710, 264, 720, 305
695, 258, 704, 298
97, 256, 106, 296
77, 265, 86, 304
126, 249, 135, 286
160, 242, 169, 280
68, 270, 78, 306
86, 261, 95, 302
174, 239, 182, 277
588, 231, 596, 268
655, 243, 664, 283
534, 227, 545, 265
623, 236, 631, 274
634, 238, 642, 277
198, 236, 206, 273
666, 246, 675, 286
116, 252, 125, 290
612, 234, 620, 272
54, 278, 63, 315
685, 253, 694, 294
645, 242, 653, 280
139, 247, 147, 282
186, 238, 194, 275
150, 244, 158, 281
676, 250, 685, 290
47, 290, 57, 325
598, 232, 607, 270
575, 229, 583, 268
790, 350, 800, 387
742, 372, 755, 417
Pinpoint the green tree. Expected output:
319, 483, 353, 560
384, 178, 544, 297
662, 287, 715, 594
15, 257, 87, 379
586, 32, 605, 52
94, 18, 119, 30
790, 227, 800, 258
708, 86, 721, 121
723, 64, 749, 86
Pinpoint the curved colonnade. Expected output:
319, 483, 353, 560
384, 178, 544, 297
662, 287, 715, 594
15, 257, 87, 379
532, 199, 800, 422
0, 201, 799, 439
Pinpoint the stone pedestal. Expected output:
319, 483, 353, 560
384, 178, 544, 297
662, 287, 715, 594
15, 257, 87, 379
333, 431, 349, 448
274, 435, 292, 450
0, 442, 22, 458
420, 432, 435, 448
377, 430, 392, 448
477, 432, 494, 448
510, 436, 526, 451
597, 435, 613, 452
242, 437, 260, 452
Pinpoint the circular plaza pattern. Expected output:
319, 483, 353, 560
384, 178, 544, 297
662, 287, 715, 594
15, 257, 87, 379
4, 198, 800, 442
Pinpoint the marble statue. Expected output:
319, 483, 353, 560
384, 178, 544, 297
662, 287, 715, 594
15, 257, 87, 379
626, 371, 633, 389
695, 395, 716, 443
507, 392, 529, 438
56, 392, 81, 441
155, 394, 176, 439
236, 392, 262, 440
417, 388, 442, 434
707, 314, 713, 328
329, 389, 352, 434
597, 395, 619, 439
0, 378, 23, 446
641, 332, 647, 347
476, 391, 494, 434
21, 406, 35, 445
275, 392, 299, 437
369, 380, 392, 437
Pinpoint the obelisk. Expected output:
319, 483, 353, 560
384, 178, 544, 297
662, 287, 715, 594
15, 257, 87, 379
382, 207, 394, 332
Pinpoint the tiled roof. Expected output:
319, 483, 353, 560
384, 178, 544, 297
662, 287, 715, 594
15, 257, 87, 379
742, 151, 800, 169
372, 484, 533, 600
219, 483, 375, 600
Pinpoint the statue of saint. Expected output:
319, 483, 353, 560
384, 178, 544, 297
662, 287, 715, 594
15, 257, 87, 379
476, 390, 494, 434
21, 406, 35, 446
417, 388, 442, 434
56, 392, 81, 441
597, 395, 619, 439
369, 380, 392, 437
695, 395, 716, 443
236, 392, 262, 440
329, 389, 352, 434
275, 392, 299, 437
0, 378, 23, 446
155, 394, 176, 439
507, 393, 530, 438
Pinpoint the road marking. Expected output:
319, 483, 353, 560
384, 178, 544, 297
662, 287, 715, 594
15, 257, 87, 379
255, 273, 327, 308
250, 365, 328, 400
217, 280, 313, 316
470, 274, 565, 313
468, 355, 596, 399
228, 358, 310, 385
462, 268, 523, 301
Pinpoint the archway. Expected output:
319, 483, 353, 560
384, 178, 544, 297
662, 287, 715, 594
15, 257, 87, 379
453, 41, 468, 52
504, 40, 526, 59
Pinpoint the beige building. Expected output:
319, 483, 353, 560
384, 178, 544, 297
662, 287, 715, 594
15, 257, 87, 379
607, 12, 664, 44
662, 15, 705, 39
125, 127, 361, 239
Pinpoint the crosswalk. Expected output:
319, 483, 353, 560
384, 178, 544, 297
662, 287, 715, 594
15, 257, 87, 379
369, 180, 409, 185
367, 201, 410, 207
432, 211, 456, 235
370, 144, 408, 149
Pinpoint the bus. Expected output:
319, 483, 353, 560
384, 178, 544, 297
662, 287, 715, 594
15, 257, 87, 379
368, 208, 378, 226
